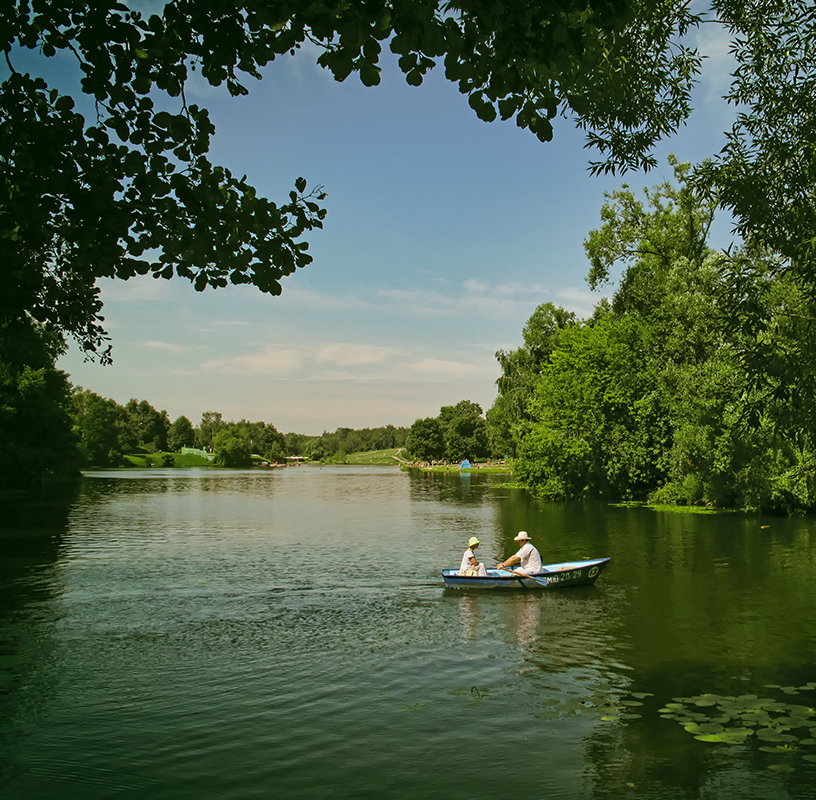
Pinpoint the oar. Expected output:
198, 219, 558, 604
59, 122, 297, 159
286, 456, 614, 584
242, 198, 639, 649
499, 567, 549, 588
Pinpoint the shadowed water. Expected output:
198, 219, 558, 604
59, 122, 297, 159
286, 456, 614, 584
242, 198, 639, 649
1, 466, 815, 799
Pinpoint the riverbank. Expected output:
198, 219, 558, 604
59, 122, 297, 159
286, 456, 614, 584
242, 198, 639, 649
402, 462, 513, 474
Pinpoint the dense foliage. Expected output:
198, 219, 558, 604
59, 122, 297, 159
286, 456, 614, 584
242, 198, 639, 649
407, 399, 490, 462
0, 318, 79, 486
2, 0, 703, 359
299, 424, 409, 461
502, 162, 816, 512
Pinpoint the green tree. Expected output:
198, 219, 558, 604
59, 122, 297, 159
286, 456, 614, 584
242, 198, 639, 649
516, 313, 663, 499
489, 302, 577, 457
235, 419, 287, 461
695, 1, 816, 280
515, 162, 816, 511
212, 428, 251, 467
197, 411, 224, 450
438, 400, 489, 463
0, 318, 79, 486
167, 415, 195, 451
285, 431, 312, 456
122, 398, 169, 452
304, 437, 329, 462
72, 388, 124, 467
2, 0, 702, 358
406, 416, 445, 462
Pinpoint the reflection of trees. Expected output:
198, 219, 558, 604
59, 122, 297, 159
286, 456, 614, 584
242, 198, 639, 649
493, 497, 816, 678
484, 498, 816, 798
0, 483, 76, 783
407, 469, 493, 507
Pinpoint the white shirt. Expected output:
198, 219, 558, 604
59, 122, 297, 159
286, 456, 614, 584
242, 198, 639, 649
516, 542, 542, 573
460, 548, 477, 572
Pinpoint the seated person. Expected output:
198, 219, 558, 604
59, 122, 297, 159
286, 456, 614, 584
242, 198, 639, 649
458, 536, 487, 576
497, 531, 542, 574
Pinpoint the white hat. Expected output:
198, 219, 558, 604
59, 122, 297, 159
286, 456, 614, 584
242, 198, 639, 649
514, 531, 531, 541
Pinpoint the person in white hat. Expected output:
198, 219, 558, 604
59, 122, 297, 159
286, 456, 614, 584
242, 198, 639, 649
458, 536, 487, 576
497, 531, 542, 575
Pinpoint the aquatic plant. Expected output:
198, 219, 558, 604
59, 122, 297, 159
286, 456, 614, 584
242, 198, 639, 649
658, 684, 816, 771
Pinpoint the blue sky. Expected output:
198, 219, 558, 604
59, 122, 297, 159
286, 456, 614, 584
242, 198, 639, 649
54, 20, 738, 435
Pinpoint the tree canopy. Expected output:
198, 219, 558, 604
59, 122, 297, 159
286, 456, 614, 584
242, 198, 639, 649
407, 399, 490, 462
506, 162, 816, 512
5, 1, 816, 365
2, 0, 703, 358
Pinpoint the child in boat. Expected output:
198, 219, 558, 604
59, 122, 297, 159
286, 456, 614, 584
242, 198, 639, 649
458, 536, 487, 576
497, 531, 542, 574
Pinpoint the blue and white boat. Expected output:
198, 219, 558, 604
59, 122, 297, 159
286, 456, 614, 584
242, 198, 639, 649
441, 557, 611, 590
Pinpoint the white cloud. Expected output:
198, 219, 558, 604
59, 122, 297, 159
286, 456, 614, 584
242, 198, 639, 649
315, 343, 397, 366
201, 347, 303, 376
141, 340, 189, 352
377, 278, 600, 321
407, 358, 480, 377
97, 274, 171, 303
691, 14, 739, 106
274, 285, 372, 311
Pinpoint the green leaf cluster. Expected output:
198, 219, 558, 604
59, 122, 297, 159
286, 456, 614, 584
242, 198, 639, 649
407, 399, 490, 463
0, 317, 79, 487
659, 688, 816, 767
507, 160, 816, 512
2, 0, 704, 359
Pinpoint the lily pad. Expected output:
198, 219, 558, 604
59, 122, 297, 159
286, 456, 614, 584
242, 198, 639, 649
767, 764, 795, 773
631, 692, 654, 700
756, 729, 798, 743
694, 731, 751, 744
802, 754, 816, 763
698, 723, 725, 735
694, 695, 719, 707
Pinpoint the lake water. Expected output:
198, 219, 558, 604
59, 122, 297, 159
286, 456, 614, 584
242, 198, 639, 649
1, 465, 815, 799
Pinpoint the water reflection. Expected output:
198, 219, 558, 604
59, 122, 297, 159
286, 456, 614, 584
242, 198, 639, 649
0, 469, 814, 799
0, 482, 77, 788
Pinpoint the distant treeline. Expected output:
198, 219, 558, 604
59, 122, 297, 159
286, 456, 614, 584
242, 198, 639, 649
0, 325, 411, 483
6, 162, 816, 512
69, 391, 410, 468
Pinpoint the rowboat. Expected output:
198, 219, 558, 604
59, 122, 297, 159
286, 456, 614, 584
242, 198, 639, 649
441, 557, 611, 590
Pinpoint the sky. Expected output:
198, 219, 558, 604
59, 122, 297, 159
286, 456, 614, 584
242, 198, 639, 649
52, 16, 739, 435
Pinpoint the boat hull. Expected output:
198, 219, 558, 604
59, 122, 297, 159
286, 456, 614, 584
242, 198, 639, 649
441, 558, 611, 590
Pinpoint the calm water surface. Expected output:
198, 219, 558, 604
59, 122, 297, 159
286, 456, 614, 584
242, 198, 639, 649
1, 466, 815, 799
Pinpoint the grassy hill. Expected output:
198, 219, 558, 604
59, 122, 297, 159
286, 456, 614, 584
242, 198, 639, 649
340, 448, 405, 466
122, 452, 213, 468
